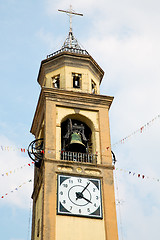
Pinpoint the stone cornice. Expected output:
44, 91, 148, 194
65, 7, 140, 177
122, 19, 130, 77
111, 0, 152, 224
43, 87, 113, 106
30, 87, 114, 136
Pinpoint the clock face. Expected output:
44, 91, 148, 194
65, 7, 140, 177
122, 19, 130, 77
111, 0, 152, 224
57, 175, 103, 218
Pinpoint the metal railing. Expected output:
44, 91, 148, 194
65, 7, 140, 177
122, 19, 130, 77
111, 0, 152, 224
47, 47, 89, 59
60, 151, 97, 164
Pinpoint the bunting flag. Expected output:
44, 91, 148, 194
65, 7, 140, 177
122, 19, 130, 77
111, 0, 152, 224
1, 166, 159, 200
114, 168, 160, 182
0, 114, 160, 157
0, 146, 26, 153
0, 162, 34, 177
0, 147, 101, 156
106, 113, 160, 150
0, 179, 32, 199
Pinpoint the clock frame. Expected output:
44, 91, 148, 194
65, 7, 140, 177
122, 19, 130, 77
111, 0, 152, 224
57, 174, 103, 219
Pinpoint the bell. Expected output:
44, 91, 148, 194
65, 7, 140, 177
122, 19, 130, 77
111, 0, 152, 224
68, 132, 86, 153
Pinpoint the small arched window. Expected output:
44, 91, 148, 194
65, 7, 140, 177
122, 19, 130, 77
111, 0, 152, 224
91, 80, 97, 94
72, 73, 81, 88
52, 75, 60, 88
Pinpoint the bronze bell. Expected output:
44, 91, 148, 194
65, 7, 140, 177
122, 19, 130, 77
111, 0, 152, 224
68, 132, 86, 153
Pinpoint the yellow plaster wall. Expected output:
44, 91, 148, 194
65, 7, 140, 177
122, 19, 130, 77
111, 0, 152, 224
45, 66, 100, 94
34, 185, 43, 240
44, 67, 65, 89
56, 215, 106, 240
38, 120, 44, 139
45, 101, 56, 159
103, 170, 119, 239
43, 162, 57, 240
56, 125, 61, 160
99, 108, 112, 165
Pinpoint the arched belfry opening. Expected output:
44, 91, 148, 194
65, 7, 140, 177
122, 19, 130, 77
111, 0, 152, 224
61, 118, 96, 163
61, 119, 91, 153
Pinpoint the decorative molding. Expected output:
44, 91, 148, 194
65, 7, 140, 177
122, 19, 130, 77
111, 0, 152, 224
31, 87, 113, 136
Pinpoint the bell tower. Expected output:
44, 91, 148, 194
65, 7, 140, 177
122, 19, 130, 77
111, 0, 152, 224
29, 7, 118, 240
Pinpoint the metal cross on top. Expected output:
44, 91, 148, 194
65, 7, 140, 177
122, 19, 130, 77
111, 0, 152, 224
58, 5, 83, 34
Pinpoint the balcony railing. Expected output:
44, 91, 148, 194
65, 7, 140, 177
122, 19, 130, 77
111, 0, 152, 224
47, 47, 89, 59
60, 151, 97, 164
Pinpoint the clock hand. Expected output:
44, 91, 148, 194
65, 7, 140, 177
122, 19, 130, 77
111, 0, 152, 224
76, 182, 91, 200
81, 195, 92, 204
76, 191, 92, 203
76, 192, 92, 203
76, 183, 90, 200
81, 182, 90, 194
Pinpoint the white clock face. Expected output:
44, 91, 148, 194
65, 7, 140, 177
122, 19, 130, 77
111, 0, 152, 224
57, 175, 103, 218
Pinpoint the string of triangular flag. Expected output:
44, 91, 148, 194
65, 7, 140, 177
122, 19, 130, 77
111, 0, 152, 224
1, 167, 159, 200
0, 146, 100, 156
106, 113, 160, 151
1, 159, 160, 184
0, 179, 32, 199
2, 171, 157, 200
0, 162, 34, 177
0, 146, 26, 152
1, 114, 160, 155
114, 167, 160, 182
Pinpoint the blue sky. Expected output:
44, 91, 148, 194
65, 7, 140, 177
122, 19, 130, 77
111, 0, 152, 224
1, 0, 160, 239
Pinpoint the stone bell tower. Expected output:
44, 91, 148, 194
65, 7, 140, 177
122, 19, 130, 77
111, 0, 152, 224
29, 7, 118, 240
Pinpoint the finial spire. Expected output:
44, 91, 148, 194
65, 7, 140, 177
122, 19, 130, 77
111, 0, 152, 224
58, 6, 83, 49
58, 5, 83, 34
69, 5, 73, 33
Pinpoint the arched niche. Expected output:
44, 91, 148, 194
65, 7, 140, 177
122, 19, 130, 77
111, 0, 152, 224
60, 113, 95, 154
60, 113, 95, 131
